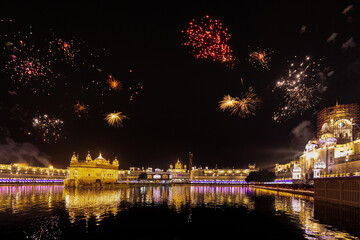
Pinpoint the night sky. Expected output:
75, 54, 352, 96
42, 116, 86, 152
1, 1, 360, 170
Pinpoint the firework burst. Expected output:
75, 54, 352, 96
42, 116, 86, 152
182, 15, 235, 66
273, 56, 325, 122
32, 113, 64, 143
104, 112, 128, 127
107, 75, 122, 91
219, 95, 238, 114
74, 101, 89, 117
249, 47, 273, 70
49, 38, 80, 66
219, 87, 261, 118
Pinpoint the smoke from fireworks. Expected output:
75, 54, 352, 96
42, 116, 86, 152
182, 15, 235, 66
249, 47, 273, 70
273, 56, 325, 122
219, 87, 261, 118
104, 112, 128, 127
31, 113, 64, 143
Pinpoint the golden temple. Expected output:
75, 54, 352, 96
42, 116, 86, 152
65, 152, 119, 188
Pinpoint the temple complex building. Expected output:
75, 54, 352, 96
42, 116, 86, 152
191, 164, 257, 184
168, 158, 190, 182
274, 160, 299, 183
65, 152, 119, 187
0, 163, 67, 183
277, 103, 360, 183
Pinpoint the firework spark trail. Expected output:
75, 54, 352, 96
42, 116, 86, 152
1, 21, 104, 96
273, 56, 324, 122
249, 47, 273, 70
129, 82, 143, 101
5, 55, 59, 93
219, 87, 261, 118
32, 113, 64, 143
48, 38, 80, 66
1, 23, 60, 94
182, 15, 235, 66
104, 112, 128, 127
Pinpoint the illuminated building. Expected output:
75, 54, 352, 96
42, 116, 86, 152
118, 167, 172, 183
118, 167, 145, 182
168, 158, 190, 182
285, 103, 360, 182
274, 160, 299, 183
0, 163, 67, 183
65, 152, 119, 187
190, 164, 257, 184
146, 168, 171, 182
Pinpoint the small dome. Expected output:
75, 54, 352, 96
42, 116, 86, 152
113, 157, 119, 166
305, 142, 318, 152
293, 166, 301, 173
86, 151, 92, 161
71, 152, 77, 162
314, 160, 326, 169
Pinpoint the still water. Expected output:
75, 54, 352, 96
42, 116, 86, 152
0, 185, 358, 239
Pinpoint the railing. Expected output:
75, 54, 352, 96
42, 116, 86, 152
317, 172, 360, 178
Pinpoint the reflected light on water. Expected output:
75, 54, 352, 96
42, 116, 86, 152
0, 185, 358, 239
64, 188, 121, 224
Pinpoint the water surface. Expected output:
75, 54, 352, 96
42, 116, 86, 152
0, 185, 358, 239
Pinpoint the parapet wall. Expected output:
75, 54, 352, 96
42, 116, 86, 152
314, 177, 360, 208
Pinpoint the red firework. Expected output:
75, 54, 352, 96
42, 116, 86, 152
182, 15, 235, 65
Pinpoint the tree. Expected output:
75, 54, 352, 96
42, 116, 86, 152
245, 170, 275, 183
138, 172, 147, 180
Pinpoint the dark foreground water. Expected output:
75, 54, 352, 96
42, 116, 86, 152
0, 185, 359, 239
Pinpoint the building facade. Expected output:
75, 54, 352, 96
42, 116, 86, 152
191, 164, 258, 184
0, 163, 67, 183
65, 152, 119, 187
283, 103, 360, 183
274, 160, 299, 183
168, 158, 190, 182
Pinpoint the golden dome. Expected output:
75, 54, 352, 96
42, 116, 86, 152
86, 151, 92, 161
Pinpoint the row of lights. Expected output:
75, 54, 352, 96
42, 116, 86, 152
0, 178, 64, 183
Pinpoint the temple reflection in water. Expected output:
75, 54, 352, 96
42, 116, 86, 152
64, 188, 121, 223
0, 185, 357, 238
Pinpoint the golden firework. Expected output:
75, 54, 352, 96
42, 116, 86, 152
249, 47, 273, 70
104, 112, 128, 127
107, 75, 122, 91
219, 87, 261, 118
74, 101, 89, 117
219, 95, 238, 112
